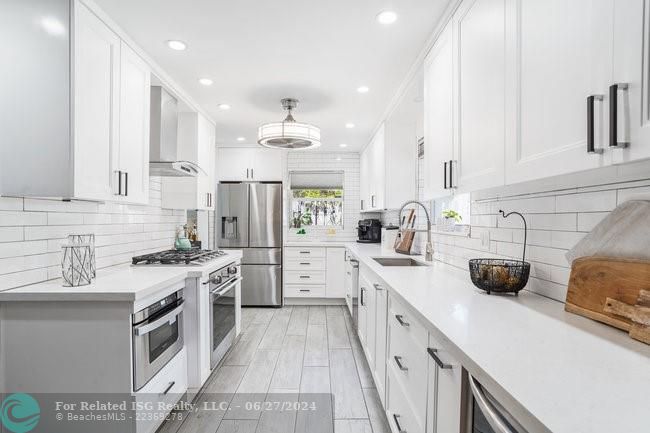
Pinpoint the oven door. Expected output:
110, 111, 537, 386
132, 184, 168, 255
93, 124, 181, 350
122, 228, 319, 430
468, 374, 529, 433
132, 300, 184, 391
210, 277, 240, 368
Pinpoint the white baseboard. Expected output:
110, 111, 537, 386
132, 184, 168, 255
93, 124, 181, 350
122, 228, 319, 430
283, 297, 346, 306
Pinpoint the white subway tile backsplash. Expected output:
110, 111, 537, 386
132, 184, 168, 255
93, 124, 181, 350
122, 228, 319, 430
617, 185, 650, 204
0, 177, 184, 291
556, 190, 617, 213
577, 212, 609, 232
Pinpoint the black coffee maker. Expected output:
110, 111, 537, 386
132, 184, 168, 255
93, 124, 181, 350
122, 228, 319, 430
357, 219, 382, 243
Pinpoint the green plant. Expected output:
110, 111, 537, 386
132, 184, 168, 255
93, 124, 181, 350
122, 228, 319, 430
442, 209, 462, 223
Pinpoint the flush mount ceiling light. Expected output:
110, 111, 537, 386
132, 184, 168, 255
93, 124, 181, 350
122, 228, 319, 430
345, 123, 355, 129
166, 40, 187, 51
217, 103, 231, 110
376, 10, 398, 25
258, 98, 321, 150
357, 86, 370, 94
198, 78, 213, 86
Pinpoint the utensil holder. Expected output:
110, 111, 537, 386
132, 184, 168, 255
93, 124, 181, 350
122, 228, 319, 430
61, 244, 93, 287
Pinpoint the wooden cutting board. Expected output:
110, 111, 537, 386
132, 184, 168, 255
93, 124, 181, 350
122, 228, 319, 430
565, 256, 650, 344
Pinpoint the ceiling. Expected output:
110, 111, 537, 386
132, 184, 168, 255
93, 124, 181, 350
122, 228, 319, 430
95, 0, 448, 151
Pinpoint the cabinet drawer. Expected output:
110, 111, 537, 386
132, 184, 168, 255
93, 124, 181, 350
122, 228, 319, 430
388, 317, 428, 422
285, 258, 326, 271
285, 270, 326, 285
389, 295, 428, 348
135, 348, 187, 433
284, 284, 326, 297
387, 365, 426, 433
285, 247, 326, 258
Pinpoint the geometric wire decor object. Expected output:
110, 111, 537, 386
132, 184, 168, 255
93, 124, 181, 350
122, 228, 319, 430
61, 243, 93, 287
68, 233, 96, 278
258, 98, 321, 150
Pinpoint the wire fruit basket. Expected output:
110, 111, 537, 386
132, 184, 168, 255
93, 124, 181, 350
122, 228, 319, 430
468, 211, 530, 295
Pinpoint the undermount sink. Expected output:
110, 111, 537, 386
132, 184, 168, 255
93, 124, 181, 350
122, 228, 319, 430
372, 257, 428, 267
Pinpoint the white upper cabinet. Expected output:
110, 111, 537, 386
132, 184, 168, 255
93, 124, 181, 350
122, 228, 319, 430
162, 113, 216, 210
73, 2, 120, 202
504, 0, 613, 184
452, 0, 506, 193
423, 20, 454, 200
360, 148, 371, 211
610, 0, 649, 165
117, 42, 151, 205
370, 125, 386, 210
215, 148, 284, 182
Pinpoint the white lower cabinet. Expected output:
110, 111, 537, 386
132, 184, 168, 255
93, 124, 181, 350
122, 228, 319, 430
284, 247, 347, 299
426, 333, 463, 433
135, 348, 187, 433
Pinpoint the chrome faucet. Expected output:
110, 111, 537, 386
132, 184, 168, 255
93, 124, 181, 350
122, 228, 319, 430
397, 200, 434, 262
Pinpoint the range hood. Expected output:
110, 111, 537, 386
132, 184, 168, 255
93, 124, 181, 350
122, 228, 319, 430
149, 86, 202, 177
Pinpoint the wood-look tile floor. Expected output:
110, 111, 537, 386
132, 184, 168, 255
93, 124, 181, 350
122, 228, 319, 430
158, 306, 390, 433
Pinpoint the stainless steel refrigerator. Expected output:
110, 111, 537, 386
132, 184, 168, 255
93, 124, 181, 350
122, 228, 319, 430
216, 182, 282, 306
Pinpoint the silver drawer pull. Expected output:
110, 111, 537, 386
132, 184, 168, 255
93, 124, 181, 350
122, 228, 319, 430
393, 414, 406, 433
299, 275, 311, 279
299, 251, 311, 254
395, 314, 410, 327
299, 289, 310, 292
427, 348, 452, 369
393, 356, 408, 371
300, 262, 311, 265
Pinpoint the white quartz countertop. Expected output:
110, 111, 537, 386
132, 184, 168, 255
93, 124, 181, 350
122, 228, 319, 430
0, 251, 243, 303
345, 243, 650, 433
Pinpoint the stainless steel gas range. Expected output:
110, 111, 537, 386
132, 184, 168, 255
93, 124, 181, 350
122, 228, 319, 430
132, 249, 227, 266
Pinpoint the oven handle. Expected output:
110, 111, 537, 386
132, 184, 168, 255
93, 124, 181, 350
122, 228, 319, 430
210, 277, 242, 298
469, 375, 516, 433
134, 301, 184, 337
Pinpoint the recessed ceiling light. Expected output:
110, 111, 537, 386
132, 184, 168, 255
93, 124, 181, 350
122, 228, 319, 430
166, 40, 187, 51
40, 17, 66, 36
345, 123, 355, 129
376, 10, 398, 25
357, 86, 370, 94
336, 156, 342, 161
217, 103, 231, 111
198, 78, 213, 86
339, 143, 348, 148
236, 137, 246, 142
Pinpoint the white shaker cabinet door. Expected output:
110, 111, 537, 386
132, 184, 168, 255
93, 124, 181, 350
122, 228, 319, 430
452, 0, 506, 193
325, 248, 346, 298
216, 147, 254, 181
504, 0, 612, 184
360, 147, 371, 211
423, 20, 454, 200
197, 114, 216, 209
73, 3, 120, 201
251, 148, 284, 181
118, 41, 151, 205
610, 0, 649, 165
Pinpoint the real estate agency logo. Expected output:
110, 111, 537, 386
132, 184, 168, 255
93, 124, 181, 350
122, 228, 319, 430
0, 393, 40, 433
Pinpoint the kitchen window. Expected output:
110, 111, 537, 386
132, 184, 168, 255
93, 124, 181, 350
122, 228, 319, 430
289, 171, 344, 227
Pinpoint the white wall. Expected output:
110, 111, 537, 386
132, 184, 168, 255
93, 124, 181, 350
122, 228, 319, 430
0, 177, 185, 291
285, 152, 360, 243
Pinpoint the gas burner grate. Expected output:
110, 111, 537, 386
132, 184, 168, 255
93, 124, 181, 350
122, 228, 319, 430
132, 249, 226, 265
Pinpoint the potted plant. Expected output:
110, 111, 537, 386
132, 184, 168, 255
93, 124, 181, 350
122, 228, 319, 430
441, 209, 462, 231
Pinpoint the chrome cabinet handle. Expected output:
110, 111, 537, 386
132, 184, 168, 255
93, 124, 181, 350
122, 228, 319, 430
161, 381, 175, 395
115, 170, 122, 196
300, 262, 311, 265
360, 287, 365, 306
123, 171, 128, 196
448, 159, 454, 188
395, 314, 409, 327
134, 301, 184, 336
587, 95, 604, 154
299, 275, 310, 279
251, 168, 254, 179
392, 414, 406, 433
373, 283, 384, 291
469, 375, 516, 433
427, 348, 452, 369
609, 83, 629, 148
246, 168, 249, 178
299, 289, 310, 292
444, 161, 448, 189
393, 356, 408, 371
